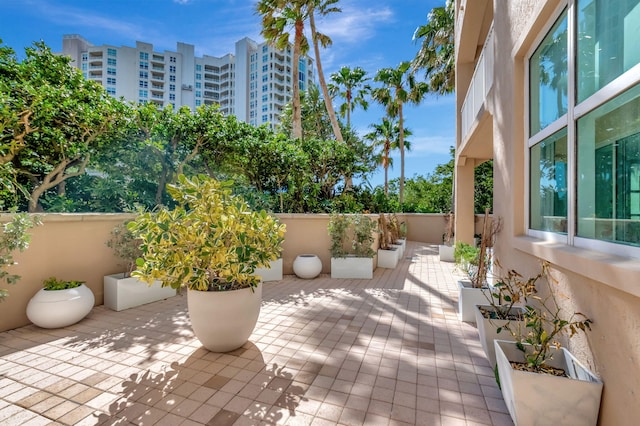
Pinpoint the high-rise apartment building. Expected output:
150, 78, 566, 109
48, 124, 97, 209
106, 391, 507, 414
62, 34, 314, 128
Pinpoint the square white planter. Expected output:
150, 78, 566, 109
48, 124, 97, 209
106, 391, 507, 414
104, 273, 176, 311
458, 280, 492, 323
439, 244, 455, 262
394, 239, 406, 257
495, 340, 603, 426
253, 258, 283, 282
377, 248, 399, 269
331, 257, 373, 279
474, 304, 526, 366
390, 243, 404, 259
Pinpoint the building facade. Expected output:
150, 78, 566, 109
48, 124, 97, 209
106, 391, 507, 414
454, 0, 640, 423
62, 34, 314, 128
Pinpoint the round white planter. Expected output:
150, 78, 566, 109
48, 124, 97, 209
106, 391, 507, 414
187, 284, 262, 352
293, 254, 322, 279
26, 284, 95, 329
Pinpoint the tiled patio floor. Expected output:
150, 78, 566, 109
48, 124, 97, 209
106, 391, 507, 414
0, 242, 513, 426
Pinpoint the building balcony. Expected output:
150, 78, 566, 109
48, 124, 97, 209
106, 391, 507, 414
152, 66, 165, 72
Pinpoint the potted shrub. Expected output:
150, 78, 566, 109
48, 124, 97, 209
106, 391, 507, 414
1, 213, 41, 301
26, 277, 95, 328
129, 175, 285, 352
377, 213, 399, 269
104, 221, 176, 311
329, 213, 376, 278
387, 214, 405, 257
494, 263, 602, 425
438, 212, 455, 262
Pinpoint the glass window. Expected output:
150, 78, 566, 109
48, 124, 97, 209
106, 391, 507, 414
577, 83, 640, 247
107, 77, 116, 85
195, 73, 201, 80
139, 52, 149, 60
107, 48, 117, 57
170, 66, 176, 73
107, 58, 116, 66
530, 128, 568, 233
140, 62, 148, 70
139, 90, 148, 98
107, 68, 116, 76
195, 82, 201, 89
577, 0, 640, 102
106, 87, 116, 95
196, 100, 201, 106
169, 94, 175, 101
170, 75, 176, 82
529, 9, 568, 135
196, 91, 201, 97
170, 84, 176, 91
196, 64, 202, 71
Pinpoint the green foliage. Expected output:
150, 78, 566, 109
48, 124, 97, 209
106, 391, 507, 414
106, 221, 142, 276
129, 175, 286, 291
328, 213, 376, 258
0, 213, 41, 300
42, 277, 84, 291
454, 242, 479, 278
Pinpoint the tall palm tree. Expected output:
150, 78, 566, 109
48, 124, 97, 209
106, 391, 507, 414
329, 66, 370, 128
308, 0, 344, 142
411, 0, 455, 95
372, 62, 428, 205
256, 0, 308, 139
365, 117, 413, 195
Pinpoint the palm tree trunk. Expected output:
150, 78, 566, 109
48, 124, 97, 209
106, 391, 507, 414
398, 102, 405, 206
292, 19, 304, 139
309, 10, 343, 142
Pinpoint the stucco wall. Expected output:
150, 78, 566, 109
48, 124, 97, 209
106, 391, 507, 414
486, 1, 640, 424
0, 213, 450, 333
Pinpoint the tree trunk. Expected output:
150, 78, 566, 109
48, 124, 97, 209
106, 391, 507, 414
309, 10, 343, 143
398, 102, 405, 206
292, 20, 304, 140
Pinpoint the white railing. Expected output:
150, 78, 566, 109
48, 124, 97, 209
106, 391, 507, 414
460, 25, 494, 142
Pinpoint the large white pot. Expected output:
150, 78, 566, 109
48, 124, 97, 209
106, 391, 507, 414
439, 244, 455, 262
104, 273, 176, 311
495, 340, 603, 426
474, 304, 526, 366
187, 284, 262, 352
458, 279, 492, 323
330, 257, 373, 279
293, 254, 322, 279
253, 258, 283, 282
377, 248, 399, 269
27, 284, 95, 329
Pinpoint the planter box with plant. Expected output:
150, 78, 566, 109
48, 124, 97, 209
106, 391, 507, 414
494, 262, 602, 425
1, 213, 41, 302
329, 213, 376, 279
439, 212, 455, 262
27, 277, 95, 328
129, 175, 285, 352
104, 221, 175, 311
377, 213, 399, 269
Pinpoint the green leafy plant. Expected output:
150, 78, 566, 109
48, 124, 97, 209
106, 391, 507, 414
42, 277, 84, 291
0, 213, 41, 301
106, 221, 142, 277
454, 241, 479, 277
328, 213, 376, 258
129, 175, 286, 292
503, 262, 593, 374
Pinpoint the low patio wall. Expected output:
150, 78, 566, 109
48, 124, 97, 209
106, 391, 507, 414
0, 212, 461, 332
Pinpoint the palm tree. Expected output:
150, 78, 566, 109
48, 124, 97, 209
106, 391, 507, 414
365, 117, 413, 195
256, 0, 308, 139
329, 66, 370, 128
411, 0, 455, 95
308, 0, 344, 142
372, 62, 428, 205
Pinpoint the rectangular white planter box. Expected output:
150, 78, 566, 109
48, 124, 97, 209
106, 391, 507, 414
458, 280, 492, 323
253, 258, 283, 282
331, 257, 373, 279
394, 239, 406, 257
377, 248, 399, 269
439, 244, 455, 262
474, 304, 526, 366
104, 273, 176, 311
495, 340, 603, 426
390, 243, 404, 259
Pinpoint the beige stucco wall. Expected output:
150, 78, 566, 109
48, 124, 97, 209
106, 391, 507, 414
466, 1, 640, 423
0, 213, 450, 333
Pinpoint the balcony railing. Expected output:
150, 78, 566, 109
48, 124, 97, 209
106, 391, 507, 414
460, 26, 494, 142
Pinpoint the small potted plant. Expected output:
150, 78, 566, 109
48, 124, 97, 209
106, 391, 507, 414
439, 212, 455, 262
129, 175, 285, 352
26, 277, 95, 328
377, 213, 399, 269
329, 213, 376, 278
104, 221, 176, 311
494, 263, 603, 425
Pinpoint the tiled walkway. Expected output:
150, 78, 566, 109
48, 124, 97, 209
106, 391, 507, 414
0, 243, 513, 425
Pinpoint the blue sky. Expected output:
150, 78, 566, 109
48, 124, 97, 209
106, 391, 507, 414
0, 0, 454, 188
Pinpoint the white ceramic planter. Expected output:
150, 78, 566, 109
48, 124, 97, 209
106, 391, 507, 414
439, 244, 455, 262
26, 284, 95, 329
103, 273, 176, 311
390, 243, 404, 259
495, 340, 603, 426
293, 254, 322, 279
394, 239, 406, 257
330, 257, 373, 279
474, 304, 526, 366
377, 248, 399, 269
188, 284, 262, 352
457, 280, 492, 323
253, 258, 283, 282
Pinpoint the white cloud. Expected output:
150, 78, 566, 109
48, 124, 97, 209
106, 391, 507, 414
173, 0, 191, 4
315, 4, 394, 45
